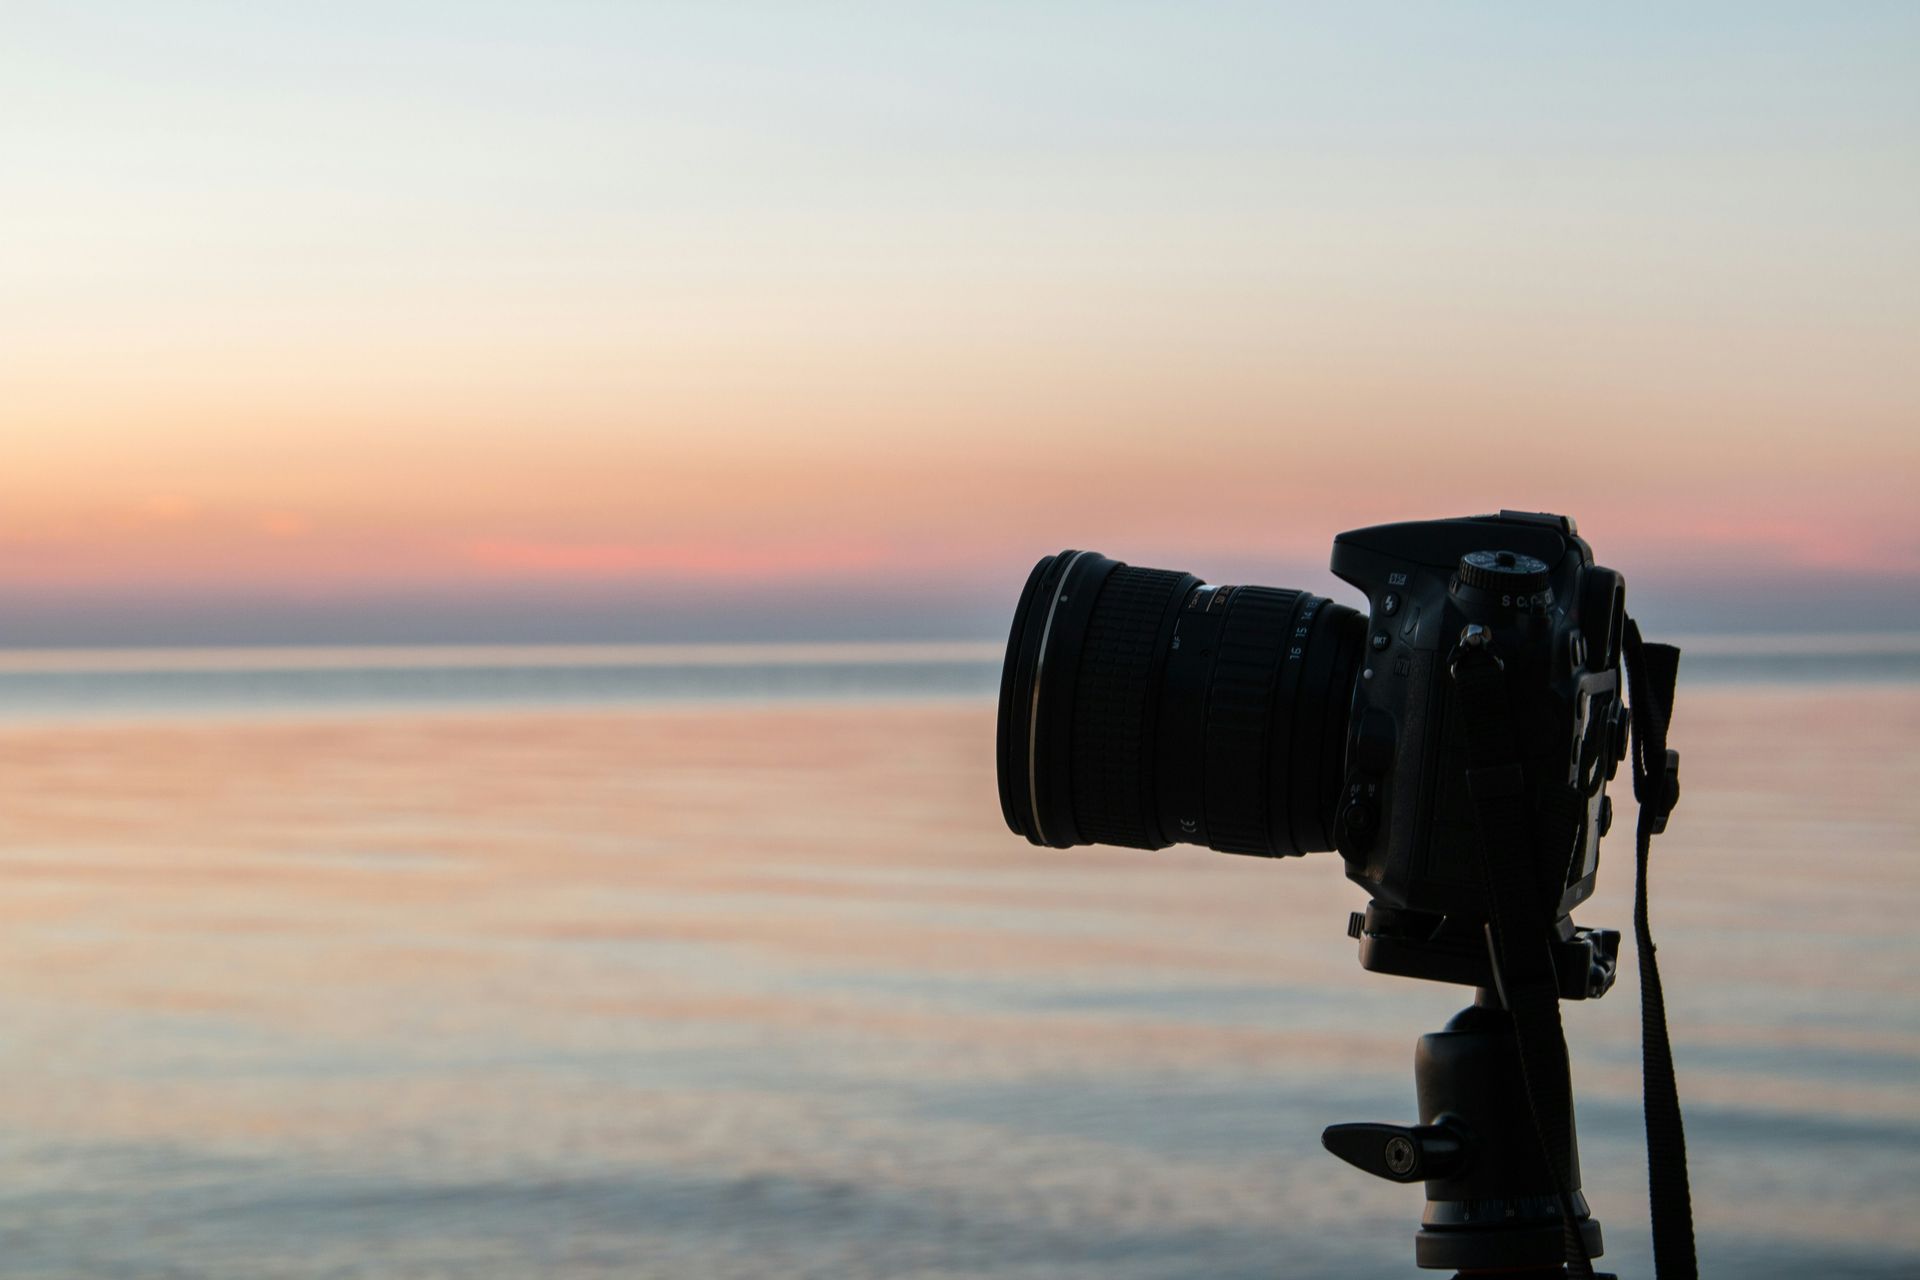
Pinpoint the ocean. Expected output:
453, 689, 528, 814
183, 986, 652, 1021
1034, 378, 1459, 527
0, 640, 1914, 1278
1, 634, 1917, 720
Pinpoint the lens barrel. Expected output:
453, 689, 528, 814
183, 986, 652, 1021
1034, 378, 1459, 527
997, 551, 1363, 857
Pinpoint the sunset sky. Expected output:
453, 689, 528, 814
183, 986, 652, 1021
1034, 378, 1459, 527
5, 4, 1917, 644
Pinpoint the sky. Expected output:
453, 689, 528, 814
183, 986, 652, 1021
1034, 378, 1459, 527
4, 3, 1917, 644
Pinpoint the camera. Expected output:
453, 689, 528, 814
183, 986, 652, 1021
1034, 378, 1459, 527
996, 510, 1628, 996
996, 510, 1692, 1274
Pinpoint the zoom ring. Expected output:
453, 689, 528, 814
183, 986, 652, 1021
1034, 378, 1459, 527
1203, 588, 1303, 855
1069, 566, 1185, 848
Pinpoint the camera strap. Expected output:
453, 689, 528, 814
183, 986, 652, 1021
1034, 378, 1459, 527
1623, 618, 1697, 1278
1453, 621, 1697, 1280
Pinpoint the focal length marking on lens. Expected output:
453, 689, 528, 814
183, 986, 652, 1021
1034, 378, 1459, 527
1028, 550, 1093, 847
1186, 584, 1235, 614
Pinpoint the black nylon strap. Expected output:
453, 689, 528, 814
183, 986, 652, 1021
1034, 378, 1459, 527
1451, 645, 1596, 1278
1623, 619, 1698, 1279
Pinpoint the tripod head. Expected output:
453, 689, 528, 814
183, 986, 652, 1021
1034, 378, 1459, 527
1323, 988, 1611, 1279
1324, 907, 1622, 1274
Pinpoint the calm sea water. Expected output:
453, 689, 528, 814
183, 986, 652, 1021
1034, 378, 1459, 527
0, 634, 1915, 720
0, 642, 1914, 1278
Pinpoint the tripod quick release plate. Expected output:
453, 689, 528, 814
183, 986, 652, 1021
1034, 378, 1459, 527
1346, 903, 1620, 1000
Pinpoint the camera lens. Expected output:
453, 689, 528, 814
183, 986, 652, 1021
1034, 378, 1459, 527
997, 552, 1364, 856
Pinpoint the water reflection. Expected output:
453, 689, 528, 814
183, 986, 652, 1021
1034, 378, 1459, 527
0, 688, 1914, 1277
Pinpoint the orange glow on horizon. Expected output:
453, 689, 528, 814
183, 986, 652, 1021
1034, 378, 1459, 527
3, 5, 1916, 634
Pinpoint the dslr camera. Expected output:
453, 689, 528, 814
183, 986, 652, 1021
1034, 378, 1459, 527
997, 509, 1627, 993
994, 509, 1687, 1275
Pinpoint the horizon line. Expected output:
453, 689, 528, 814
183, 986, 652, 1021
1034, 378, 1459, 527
3, 631, 1917, 674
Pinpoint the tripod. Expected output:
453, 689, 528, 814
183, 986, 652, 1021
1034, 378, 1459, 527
1322, 908, 1622, 1279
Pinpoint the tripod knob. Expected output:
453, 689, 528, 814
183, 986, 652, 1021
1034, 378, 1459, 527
1321, 1120, 1467, 1183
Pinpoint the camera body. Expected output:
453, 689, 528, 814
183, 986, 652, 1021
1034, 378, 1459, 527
1331, 510, 1627, 924
994, 508, 1633, 993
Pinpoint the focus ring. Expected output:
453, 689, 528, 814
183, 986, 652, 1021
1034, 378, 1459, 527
1204, 587, 1303, 855
1069, 566, 1185, 848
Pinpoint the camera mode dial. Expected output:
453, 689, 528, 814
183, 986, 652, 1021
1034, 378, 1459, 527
1452, 549, 1555, 615
1456, 549, 1550, 595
